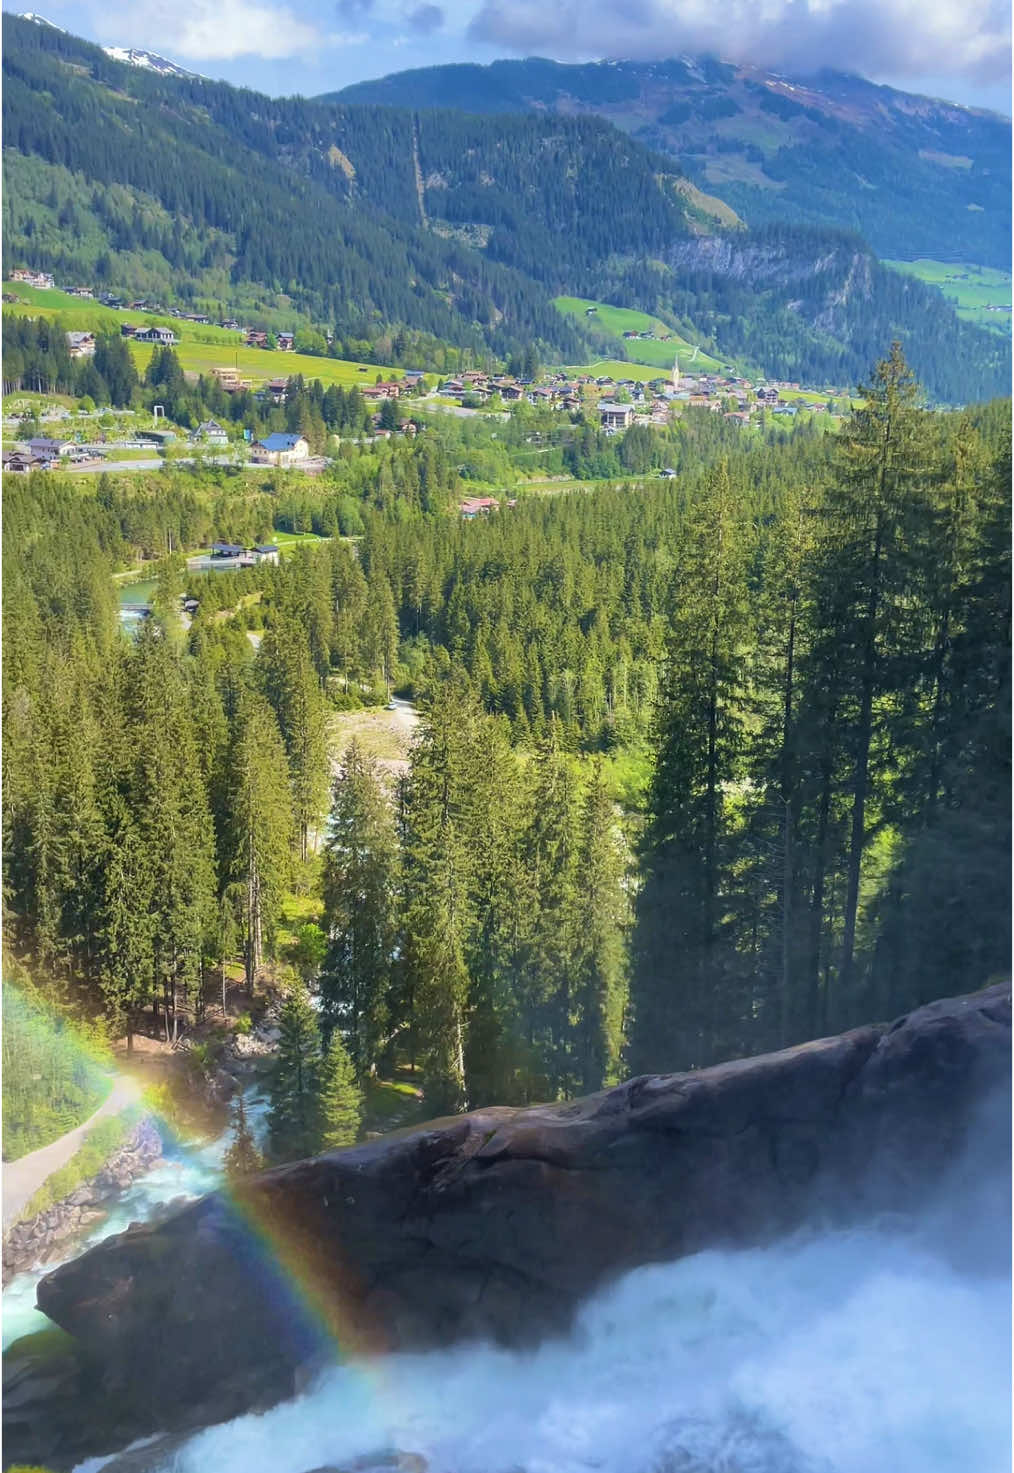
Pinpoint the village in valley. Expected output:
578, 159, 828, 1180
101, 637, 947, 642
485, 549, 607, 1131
3, 266, 852, 514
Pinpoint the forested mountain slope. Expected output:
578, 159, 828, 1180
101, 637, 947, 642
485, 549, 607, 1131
2, 15, 1009, 398
333, 56, 1012, 269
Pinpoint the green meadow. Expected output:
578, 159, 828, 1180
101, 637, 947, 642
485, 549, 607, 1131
3, 281, 400, 388
554, 295, 726, 373
882, 260, 1012, 334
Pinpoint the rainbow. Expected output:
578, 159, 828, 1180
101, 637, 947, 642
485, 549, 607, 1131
3, 979, 394, 1421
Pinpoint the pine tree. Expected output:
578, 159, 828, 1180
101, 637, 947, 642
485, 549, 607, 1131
259, 616, 328, 862
319, 740, 399, 1079
267, 984, 323, 1163
225, 690, 294, 993
629, 459, 750, 1073
318, 1032, 363, 1149
570, 763, 629, 1094
400, 677, 479, 1114
224, 1092, 263, 1181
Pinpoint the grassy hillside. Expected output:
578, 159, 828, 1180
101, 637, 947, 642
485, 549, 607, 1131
2, 282, 400, 388
554, 296, 726, 373
882, 260, 1012, 335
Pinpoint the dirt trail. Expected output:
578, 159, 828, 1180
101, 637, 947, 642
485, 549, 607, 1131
3, 1076, 139, 1229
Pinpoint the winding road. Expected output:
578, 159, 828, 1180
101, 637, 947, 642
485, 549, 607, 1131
2, 1076, 139, 1230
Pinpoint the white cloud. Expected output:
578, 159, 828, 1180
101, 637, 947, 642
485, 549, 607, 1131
90, 0, 321, 59
468, 0, 1011, 85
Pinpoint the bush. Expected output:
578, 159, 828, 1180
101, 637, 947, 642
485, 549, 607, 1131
234, 1013, 253, 1036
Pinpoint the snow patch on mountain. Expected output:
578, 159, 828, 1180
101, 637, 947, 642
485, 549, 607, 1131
101, 46, 200, 78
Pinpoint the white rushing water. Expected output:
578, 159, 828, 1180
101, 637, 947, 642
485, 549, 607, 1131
82, 1217, 1009, 1473
2, 1086, 271, 1350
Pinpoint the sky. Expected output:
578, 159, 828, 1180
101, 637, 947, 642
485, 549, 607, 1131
13, 0, 1012, 114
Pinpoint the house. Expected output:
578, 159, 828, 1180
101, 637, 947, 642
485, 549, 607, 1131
459, 496, 500, 518
10, 268, 54, 289
252, 544, 280, 564
190, 419, 230, 447
211, 542, 245, 558
277, 333, 295, 351
246, 330, 269, 349
599, 403, 634, 430
133, 326, 178, 346
28, 437, 75, 459
211, 367, 251, 392
121, 324, 139, 338
2, 449, 46, 473
66, 331, 96, 358
220, 319, 242, 332
249, 433, 310, 466
68, 286, 94, 298
264, 377, 290, 404
756, 386, 779, 403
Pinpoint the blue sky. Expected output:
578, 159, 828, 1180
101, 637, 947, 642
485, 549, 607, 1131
13, 0, 1012, 113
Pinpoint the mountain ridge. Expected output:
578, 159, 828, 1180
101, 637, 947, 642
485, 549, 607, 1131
2, 14, 1010, 400
329, 55, 1012, 268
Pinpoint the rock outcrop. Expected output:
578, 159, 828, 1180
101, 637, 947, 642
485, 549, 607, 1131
7, 986, 1010, 1471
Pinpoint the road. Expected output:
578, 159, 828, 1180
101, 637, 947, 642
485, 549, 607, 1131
2, 1075, 139, 1229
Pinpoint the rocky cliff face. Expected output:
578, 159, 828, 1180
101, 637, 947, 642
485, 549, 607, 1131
7, 986, 1009, 1470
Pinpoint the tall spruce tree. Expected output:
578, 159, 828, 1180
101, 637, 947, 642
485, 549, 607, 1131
570, 763, 629, 1094
259, 616, 328, 862
629, 459, 750, 1073
267, 984, 323, 1163
318, 1032, 363, 1149
400, 677, 479, 1115
224, 1092, 263, 1181
319, 740, 399, 1078
225, 691, 294, 994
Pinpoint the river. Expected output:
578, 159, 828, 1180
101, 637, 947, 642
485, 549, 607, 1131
2, 1083, 271, 1351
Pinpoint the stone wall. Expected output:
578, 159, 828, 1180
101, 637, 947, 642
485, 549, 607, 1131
3, 1118, 162, 1282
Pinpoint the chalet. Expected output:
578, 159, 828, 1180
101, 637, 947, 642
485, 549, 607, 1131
246, 331, 269, 349
28, 437, 75, 459
252, 544, 280, 564
250, 432, 310, 466
499, 384, 524, 401
622, 330, 639, 339
2, 450, 45, 473
211, 368, 251, 392
66, 331, 96, 358
459, 496, 499, 518
100, 295, 124, 308
68, 286, 94, 298
724, 411, 752, 425
599, 403, 634, 430
190, 419, 230, 447
688, 396, 720, 412
361, 381, 402, 400
756, 386, 779, 403
220, 319, 242, 332
134, 326, 178, 346
264, 377, 290, 404
121, 324, 139, 338
10, 268, 54, 289
277, 333, 295, 351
